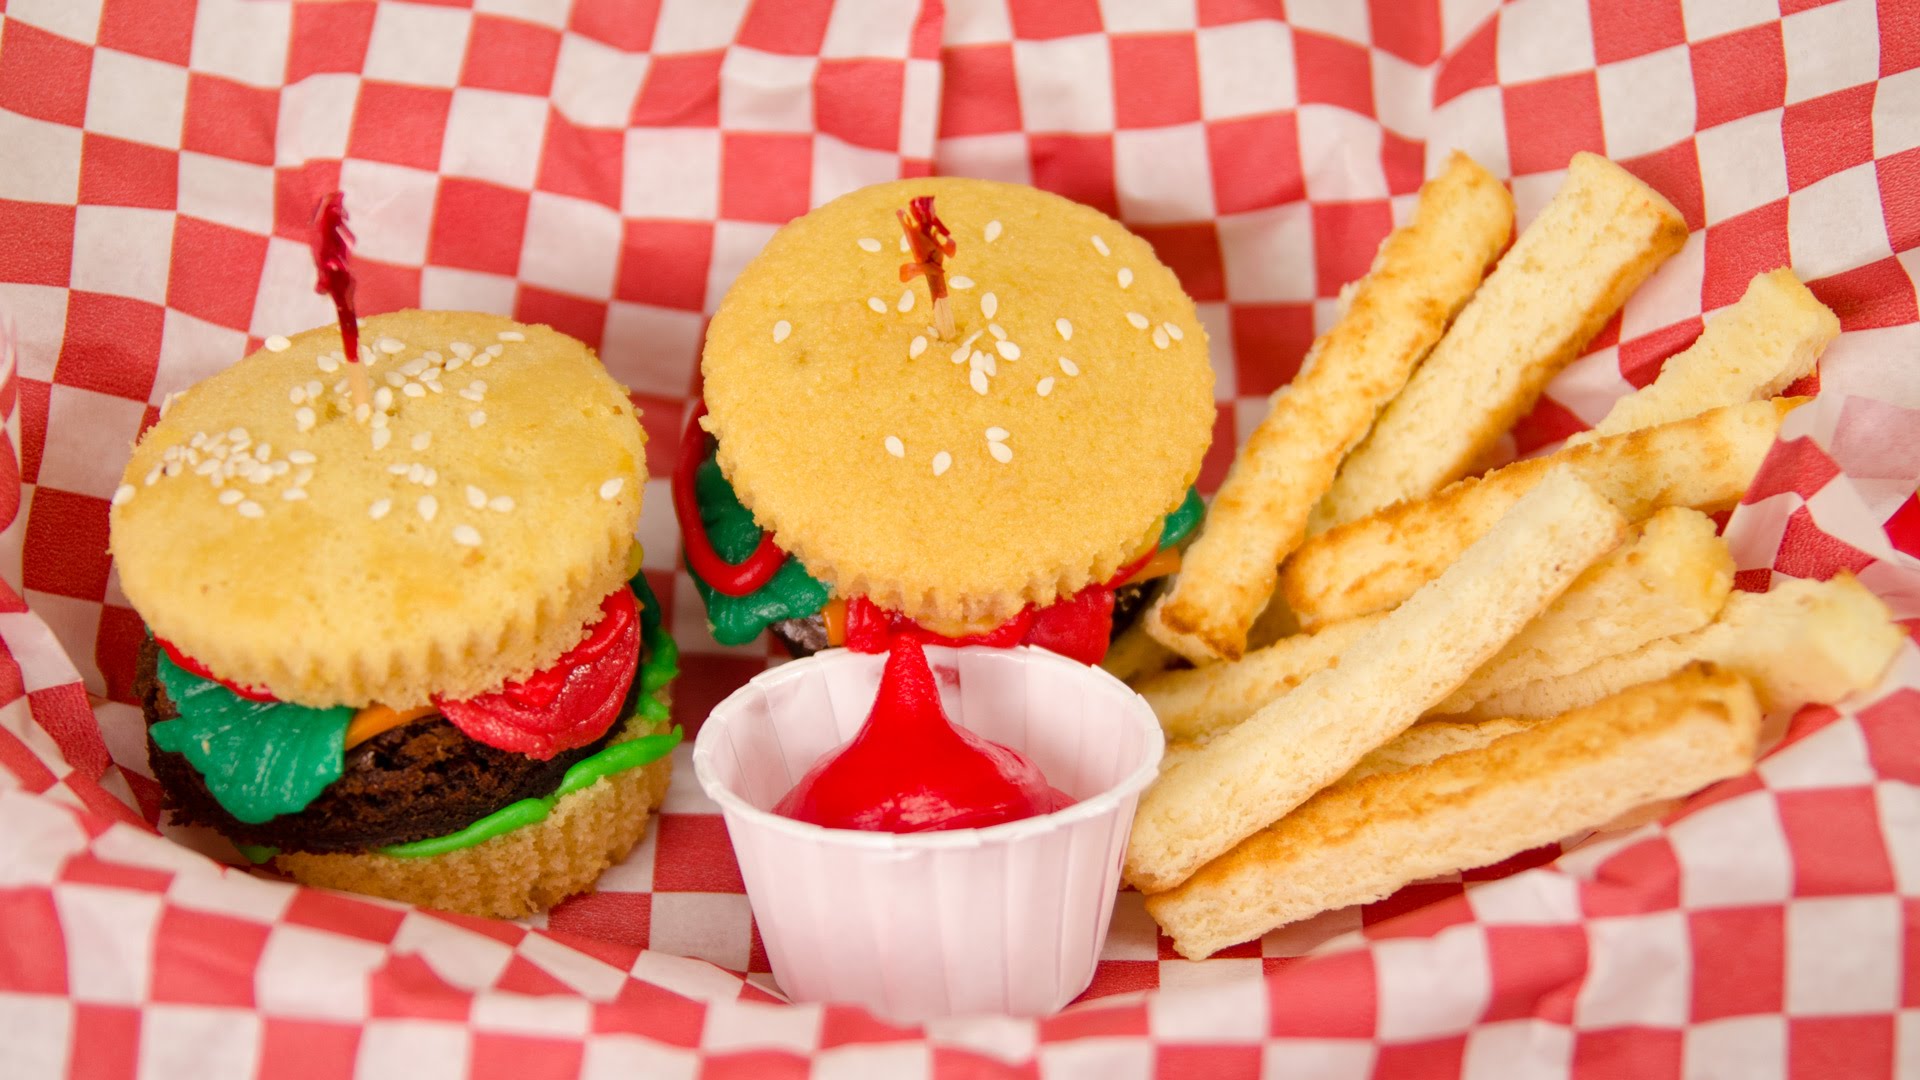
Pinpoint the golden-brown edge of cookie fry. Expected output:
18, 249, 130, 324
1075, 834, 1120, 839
1144, 153, 1513, 664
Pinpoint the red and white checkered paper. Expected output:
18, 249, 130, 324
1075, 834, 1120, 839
2, 0, 1916, 1075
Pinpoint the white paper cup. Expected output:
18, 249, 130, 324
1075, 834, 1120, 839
692, 644, 1164, 1020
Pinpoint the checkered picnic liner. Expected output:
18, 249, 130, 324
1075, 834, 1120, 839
0, 0, 1915, 1075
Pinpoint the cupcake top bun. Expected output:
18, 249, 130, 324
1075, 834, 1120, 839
701, 177, 1215, 633
110, 310, 645, 709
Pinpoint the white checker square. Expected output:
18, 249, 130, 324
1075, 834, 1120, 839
944, 0, 1013, 46
1098, 890, 1163, 961
140, 1006, 261, 1080
69, 206, 173, 306
164, 862, 292, 923
1900, 1010, 1920, 1080
0, 603, 86, 694
1873, 68, 1920, 158
651, 0, 751, 52
718, 48, 817, 132
38, 386, 149, 499
1035, 1041, 1155, 1080
1428, 88, 1510, 179
704, 220, 780, 312
355, 1021, 470, 1080
822, 0, 921, 58
53, 883, 162, 1003
440, 88, 550, 189
1197, 22, 1297, 119
551, 33, 651, 128
1619, 230, 1705, 342
1878, 782, 1920, 895
1372, 926, 1493, 1041
363, 2, 471, 88
1260, 906, 1366, 959
1440, 0, 1500, 51
177, 152, 276, 235
188, 0, 293, 87
1299, 106, 1388, 201
1196, 301, 1233, 398
1496, 0, 1596, 83
1465, 867, 1583, 925
1670, 791, 1793, 907
1218, 203, 1315, 302
0, 993, 72, 1077
1757, 708, 1879, 789
812, 136, 898, 204
1510, 168, 1567, 231
933, 133, 1034, 185
1549, 344, 1634, 424
518, 192, 621, 298
1680, 0, 1780, 42
1782, 0, 1878, 105
419, 267, 517, 316
1014, 36, 1115, 134
1463, 1020, 1572, 1080
0, 284, 69, 382
7, 0, 103, 42
93, 700, 152, 782
1372, 50, 1432, 139
622, 128, 721, 220
1696, 109, 1788, 225
257, 926, 382, 1020
1098, 0, 1197, 33
1573, 912, 1691, 1027
469, 991, 592, 1037
1148, 959, 1267, 1040
580, 1037, 700, 1080
390, 912, 515, 989
1598, 46, 1696, 160
1788, 164, 1892, 282
901, 57, 941, 160
472, 0, 569, 28
84, 48, 188, 149
1262, 1040, 1375, 1079
1285, 0, 1370, 43
275, 74, 359, 166
636, 479, 679, 571
601, 301, 702, 397
1683, 1015, 1787, 1080
338, 158, 439, 265
643, 892, 754, 974
1114, 124, 1216, 224
250, 237, 337, 342
1785, 895, 1902, 1016
700, 999, 824, 1053
659, 747, 722, 813
0, 111, 81, 202
515, 934, 629, 1002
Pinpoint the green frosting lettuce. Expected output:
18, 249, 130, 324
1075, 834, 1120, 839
688, 449, 831, 645
1159, 486, 1204, 549
149, 651, 354, 825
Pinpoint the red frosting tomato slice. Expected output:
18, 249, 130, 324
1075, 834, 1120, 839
435, 588, 640, 760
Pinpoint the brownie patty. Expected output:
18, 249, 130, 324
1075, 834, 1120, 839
137, 637, 618, 854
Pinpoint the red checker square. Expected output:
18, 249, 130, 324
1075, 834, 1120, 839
1230, 304, 1315, 397
1775, 788, 1897, 895
0, 889, 67, 993
23, 488, 111, 600
462, 15, 561, 96
1858, 690, 1920, 784
1208, 112, 1304, 215
368, 953, 473, 1022
0, 22, 92, 126
672, 654, 766, 738
747, 916, 769, 972
289, 1, 376, 82
1374, 1037, 1466, 1079
1790, 1016, 1895, 1080
594, 978, 705, 1042
1572, 1028, 1681, 1080
96, 603, 146, 705
736, 0, 832, 55
1382, 129, 1424, 195
1691, 23, 1785, 131
1362, 885, 1473, 939
284, 885, 407, 944
183, 75, 279, 166
1877, 147, 1920, 253
545, 890, 651, 950
702, 1052, 811, 1080
514, 285, 606, 350
816, 59, 905, 152
1744, 436, 1841, 504
1511, 395, 1589, 455
492, 955, 574, 997
1156, 1047, 1263, 1077
1688, 906, 1783, 1020
537, 114, 624, 209
651, 813, 746, 892
1066, 961, 1160, 1005
258, 1021, 360, 1080
940, 45, 1022, 137
274, 160, 343, 241
571, 0, 660, 52
31, 681, 110, 780
352, 258, 421, 315
426, 909, 525, 946
1588, 309, 1622, 352
57, 292, 163, 400
1199, 0, 1278, 26
0, 724, 59, 792
70, 1005, 141, 1080
0, 200, 76, 287
1196, 404, 1235, 494
1582, 836, 1680, 917
1783, 85, 1876, 192
1886, 0, 1920, 76
1590, 0, 1686, 64
1132, 222, 1225, 302
1703, 200, 1790, 312
1266, 946, 1375, 1037
1889, 495, 1920, 564
0, 441, 16, 549
1808, 257, 1919, 332
541, 924, 643, 975
470, 1035, 583, 1080
1618, 317, 1702, 389
821, 1004, 923, 1046
618, 221, 712, 311
168, 217, 268, 329
1910, 897, 1920, 1006
1503, 73, 1604, 177
1372, 5, 1443, 65
347, 82, 454, 172
1030, 134, 1118, 218
79, 133, 178, 209
99, 0, 196, 65
1734, 566, 1773, 592
1435, 18, 1498, 104
1312, 201, 1394, 299
429, 178, 528, 276
1292, 30, 1374, 116
1775, 504, 1878, 580
151, 908, 268, 1006
632, 51, 723, 128
719, 133, 813, 223
633, 396, 682, 477
19, 378, 49, 486
1112, 35, 1201, 130
1483, 925, 1585, 1023
1008, 0, 1103, 39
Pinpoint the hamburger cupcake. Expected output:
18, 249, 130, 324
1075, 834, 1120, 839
110, 310, 678, 918
681, 177, 1213, 660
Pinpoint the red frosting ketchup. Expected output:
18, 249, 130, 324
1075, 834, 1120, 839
774, 639, 1073, 832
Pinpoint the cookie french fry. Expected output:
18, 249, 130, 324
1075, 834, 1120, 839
1141, 615, 1378, 743
1145, 665, 1761, 959
1159, 716, 1535, 782
1145, 154, 1513, 663
1125, 468, 1627, 894
1281, 397, 1799, 630
1102, 617, 1181, 684
1454, 573, 1903, 720
1568, 268, 1838, 446
1310, 153, 1688, 532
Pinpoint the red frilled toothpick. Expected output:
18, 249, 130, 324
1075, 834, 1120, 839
310, 191, 370, 413
898, 196, 957, 339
